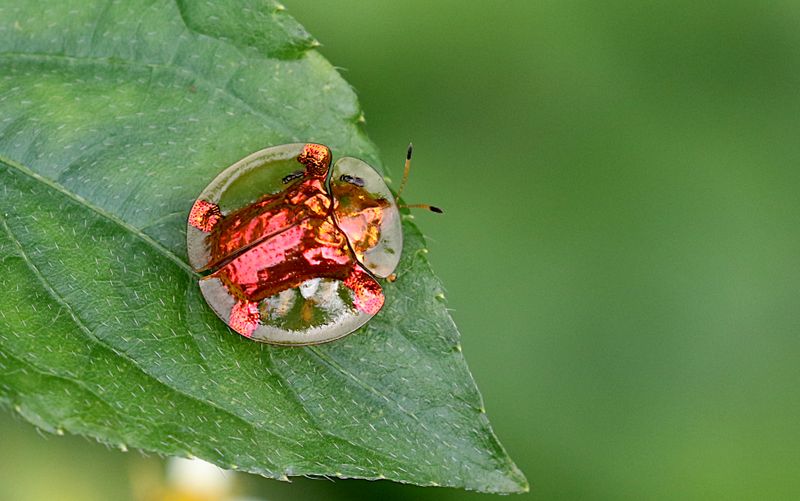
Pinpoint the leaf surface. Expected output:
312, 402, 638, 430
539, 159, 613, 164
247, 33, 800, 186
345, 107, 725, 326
0, 0, 526, 493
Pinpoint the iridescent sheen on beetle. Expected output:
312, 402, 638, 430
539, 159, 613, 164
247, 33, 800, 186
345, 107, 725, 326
186, 143, 402, 345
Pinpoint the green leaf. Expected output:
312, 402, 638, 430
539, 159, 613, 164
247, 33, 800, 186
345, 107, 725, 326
0, 0, 526, 494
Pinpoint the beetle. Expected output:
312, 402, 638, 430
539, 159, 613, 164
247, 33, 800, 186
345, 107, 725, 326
187, 143, 439, 345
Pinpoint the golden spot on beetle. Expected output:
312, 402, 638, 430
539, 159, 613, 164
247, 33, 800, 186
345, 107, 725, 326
301, 300, 315, 324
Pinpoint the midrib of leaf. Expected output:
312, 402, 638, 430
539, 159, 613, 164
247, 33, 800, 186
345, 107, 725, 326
0, 153, 195, 275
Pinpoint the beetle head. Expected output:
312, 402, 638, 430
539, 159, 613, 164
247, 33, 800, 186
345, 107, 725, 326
297, 143, 331, 177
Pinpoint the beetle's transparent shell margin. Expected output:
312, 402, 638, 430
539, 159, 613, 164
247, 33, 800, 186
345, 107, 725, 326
186, 143, 402, 345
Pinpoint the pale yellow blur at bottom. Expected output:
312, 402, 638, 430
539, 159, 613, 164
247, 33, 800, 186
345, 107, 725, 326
131, 457, 262, 501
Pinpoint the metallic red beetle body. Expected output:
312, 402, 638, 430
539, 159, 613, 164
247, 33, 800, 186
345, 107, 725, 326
187, 143, 402, 345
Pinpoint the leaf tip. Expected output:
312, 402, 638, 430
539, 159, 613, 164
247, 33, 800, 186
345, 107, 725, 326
493, 463, 530, 494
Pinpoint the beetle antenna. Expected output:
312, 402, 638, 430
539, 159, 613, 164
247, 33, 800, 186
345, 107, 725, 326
395, 143, 443, 214
398, 203, 444, 214
395, 143, 413, 200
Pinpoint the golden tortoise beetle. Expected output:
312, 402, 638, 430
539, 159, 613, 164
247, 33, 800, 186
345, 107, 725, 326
187, 143, 441, 345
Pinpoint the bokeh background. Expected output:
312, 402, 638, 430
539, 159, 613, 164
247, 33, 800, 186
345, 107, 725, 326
3, 1, 800, 499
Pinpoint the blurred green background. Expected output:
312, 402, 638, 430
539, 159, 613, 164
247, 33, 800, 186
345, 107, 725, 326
3, 1, 800, 499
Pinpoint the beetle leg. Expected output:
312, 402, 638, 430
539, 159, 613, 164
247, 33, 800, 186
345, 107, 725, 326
229, 300, 261, 338
188, 199, 222, 232
343, 265, 384, 315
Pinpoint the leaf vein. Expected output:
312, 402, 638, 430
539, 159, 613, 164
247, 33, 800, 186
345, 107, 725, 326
307, 346, 421, 424
0, 51, 289, 136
